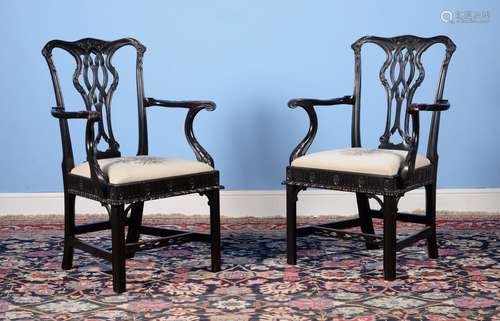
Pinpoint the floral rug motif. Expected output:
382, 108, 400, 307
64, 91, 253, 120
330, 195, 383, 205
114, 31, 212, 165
0, 215, 498, 321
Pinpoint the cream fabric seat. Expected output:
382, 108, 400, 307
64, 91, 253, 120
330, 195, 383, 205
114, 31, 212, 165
291, 148, 430, 176
71, 156, 214, 184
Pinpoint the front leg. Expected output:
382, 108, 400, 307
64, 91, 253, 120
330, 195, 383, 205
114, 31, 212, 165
62, 192, 76, 270
383, 196, 398, 281
110, 205, 126, 293
425, 184, 438, 258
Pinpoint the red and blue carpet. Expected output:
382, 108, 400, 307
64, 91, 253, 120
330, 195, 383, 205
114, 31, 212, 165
0, 214, 498, 320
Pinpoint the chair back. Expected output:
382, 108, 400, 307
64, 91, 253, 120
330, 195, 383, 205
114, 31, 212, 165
42, 38, 148, 170
350, 35, 456, 162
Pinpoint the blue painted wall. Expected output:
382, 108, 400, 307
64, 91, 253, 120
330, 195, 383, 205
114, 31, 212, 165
0, 0, 499, 192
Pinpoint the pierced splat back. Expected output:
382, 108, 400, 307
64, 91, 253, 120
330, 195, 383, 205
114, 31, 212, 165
350, 35, 456, 159
42, 38, 147, 171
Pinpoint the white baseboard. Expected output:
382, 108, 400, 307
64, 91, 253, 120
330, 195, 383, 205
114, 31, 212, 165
0, 189, 498, 217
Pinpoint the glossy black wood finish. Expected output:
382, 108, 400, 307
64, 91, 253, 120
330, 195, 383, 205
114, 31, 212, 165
356, 193, 378, 249
43, 38, 222, 293
286, 185, 299, 265
285, 35, 455, 280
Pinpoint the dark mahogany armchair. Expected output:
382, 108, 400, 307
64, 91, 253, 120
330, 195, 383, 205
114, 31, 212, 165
284, 35, 455, 280
42, 38, 222, 293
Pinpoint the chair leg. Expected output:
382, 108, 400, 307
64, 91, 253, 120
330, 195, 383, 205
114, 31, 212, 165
287, 185, 299, 265
62, 192, 76, 270
356, 193, 378, 250
425, 183, 438, 259
126, 202, 144, 258
207, 190, 221, 272
383, 196, 398, 281
110, 205, 126, 293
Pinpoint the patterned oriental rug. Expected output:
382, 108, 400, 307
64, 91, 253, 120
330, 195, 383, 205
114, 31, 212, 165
0, 214, 498, 321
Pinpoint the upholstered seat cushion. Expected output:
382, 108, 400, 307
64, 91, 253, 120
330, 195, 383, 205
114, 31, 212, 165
291, 148, 430, 176
71, 156, 214, 184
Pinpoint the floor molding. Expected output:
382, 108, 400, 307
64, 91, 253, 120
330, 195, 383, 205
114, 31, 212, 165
0, 189, 498, 217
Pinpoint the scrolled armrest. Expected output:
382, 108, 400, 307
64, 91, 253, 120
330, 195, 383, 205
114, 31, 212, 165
184, 107, 215, 167
145, 97, 216, 167
288, 105, 317, 164
287, 95, 353, 164
51, 107, 101, 121
400, 99, 449, 179
144, 97, 216, 111
51, 107, 107, 193
288, 95, 354, 108
408, 100, 450, 113
51, 107, 107, 195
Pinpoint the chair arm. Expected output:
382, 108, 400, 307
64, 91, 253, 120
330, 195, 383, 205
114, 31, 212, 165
288, 95, 354, 108
401, 99, 449, 179
144, 97, 216, 110
400, 100, 449, 179
408, 100, 450, 113
51, 107, 101, 120
145, 97, 216, 167
51, 107, 108, 195
287, 95, 353, 164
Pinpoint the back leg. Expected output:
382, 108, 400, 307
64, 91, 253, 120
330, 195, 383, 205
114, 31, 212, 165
207, 190, 221, 272
62, 192, 76, 270
287, 185, 299, 265
425, 184, 438, 258
126, 202, 144, 258
356, 193, 378, 249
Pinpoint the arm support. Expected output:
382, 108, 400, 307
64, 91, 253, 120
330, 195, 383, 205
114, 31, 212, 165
288, 96, 354, 164
145, 97, 216, 167
144, 97, 216, 110
400, 99, 450, 179
51, 107, 108, 195
51, 107, 101, 120
288, 95, 354, 108
408, 100, 450, 112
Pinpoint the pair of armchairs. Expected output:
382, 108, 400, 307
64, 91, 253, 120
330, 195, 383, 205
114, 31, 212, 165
42, 35, 455, 293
